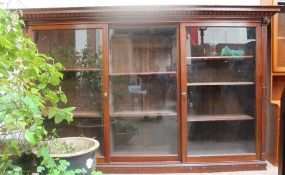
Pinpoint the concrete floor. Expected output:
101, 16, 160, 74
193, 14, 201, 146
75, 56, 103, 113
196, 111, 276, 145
107, 162, 278, 175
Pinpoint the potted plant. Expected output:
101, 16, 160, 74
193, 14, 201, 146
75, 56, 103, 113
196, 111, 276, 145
0, 8, 101, 174
35, 137, 100, 174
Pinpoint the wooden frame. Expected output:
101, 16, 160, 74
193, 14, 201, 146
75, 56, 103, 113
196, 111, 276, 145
180, 22, 263, 163
272, 1, 285, 72
268, 0, 285, 166
107, 23, 181, 162
27, 24, 110, 163
23, 5, 280, 173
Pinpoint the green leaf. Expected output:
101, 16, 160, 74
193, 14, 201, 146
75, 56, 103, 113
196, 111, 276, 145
37, 166, 45, 173
49, 76, 60, 85
60, 93, 67, 104
63, 107, 76, 112
0, 68, 8, 77
38, 83, 46, 89
48, 108, 58, 119
0, 36, 13, 49
54, 107, 75, 124
23, 68, 38, 79
25, 130, 37, 145
46, 91, 59, 106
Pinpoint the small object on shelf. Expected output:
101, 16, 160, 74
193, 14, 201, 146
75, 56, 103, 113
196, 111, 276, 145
209, 40, 217, 56
221, 46, 244, 56
128, 85, 147, 95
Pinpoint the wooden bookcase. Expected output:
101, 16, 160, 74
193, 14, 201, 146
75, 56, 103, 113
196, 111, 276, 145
23, 5, 280, 173
267, 0, 285, 166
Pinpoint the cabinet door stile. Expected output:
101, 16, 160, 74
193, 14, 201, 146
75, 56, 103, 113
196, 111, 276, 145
179, 23, 188, 162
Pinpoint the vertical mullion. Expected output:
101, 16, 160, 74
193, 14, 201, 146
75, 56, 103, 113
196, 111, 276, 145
180, 23, 188, 162
255, 24, 263, 160
176, 25, 182, 161
261, 23, 269, 160
101, 24, 111, 163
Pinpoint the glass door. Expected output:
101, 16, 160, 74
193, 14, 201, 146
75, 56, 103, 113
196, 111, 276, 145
34, 27, 105, 157
182, 26, 259, 158
108, 25, 179, 157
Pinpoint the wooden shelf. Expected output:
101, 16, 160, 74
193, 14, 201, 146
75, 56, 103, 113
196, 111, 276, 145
187, 114, 254, 122
187, 55, 254, 60
271, 100, 281, 107
110, 110, 177, 117
109, 71, 176, 76
277, 36, 285, 40
61, 68, 101, 72
73, 111, 101, 118
272, 72, 285, 76
187, 82, 255, 86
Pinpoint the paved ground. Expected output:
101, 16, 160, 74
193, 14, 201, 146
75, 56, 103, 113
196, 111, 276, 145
107, 162, 278, 175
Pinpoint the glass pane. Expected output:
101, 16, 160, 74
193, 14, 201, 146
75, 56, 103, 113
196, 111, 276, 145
278, 13, 285, 37
109, 26, 177, 155
110, 75, 176, 113
110, 117, 177, 155
186, 27, 256, 155
278, 13, 285, 67
278, 38, 285, 68
36, 29, 102, 69
36, 29, 104, 156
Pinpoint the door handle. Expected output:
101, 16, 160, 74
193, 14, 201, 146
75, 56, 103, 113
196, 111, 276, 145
181, 92, 187, 99
103, 92, 108, 99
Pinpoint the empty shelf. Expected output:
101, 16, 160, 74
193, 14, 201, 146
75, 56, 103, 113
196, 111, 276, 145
111, 110, 177, 117
187, 55, 254, 60
110, 71, 176, 76
73, 111, 101, 118
188, 114, 254, 122
187, 82, 255, 86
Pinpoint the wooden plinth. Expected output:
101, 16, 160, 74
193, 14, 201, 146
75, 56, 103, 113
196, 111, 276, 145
97, 160, 267, 174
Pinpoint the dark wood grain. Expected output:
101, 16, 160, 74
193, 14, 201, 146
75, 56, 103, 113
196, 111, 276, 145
267, 103, 280, 166
97, 160, 266, 173
101, 24, 110, 163
21, 6, 280, 25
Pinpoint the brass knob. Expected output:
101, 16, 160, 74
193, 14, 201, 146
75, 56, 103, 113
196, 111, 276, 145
103, 92, 108, 99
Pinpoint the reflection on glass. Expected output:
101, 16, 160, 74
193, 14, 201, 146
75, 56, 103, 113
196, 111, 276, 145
36, 29, 104, 155
110, 75, 176, 113
109, 26, 178, 155
61, 72, 102, 112
186, 27, 256, 155
36, 29, 102, 69
111, 117, 177, 155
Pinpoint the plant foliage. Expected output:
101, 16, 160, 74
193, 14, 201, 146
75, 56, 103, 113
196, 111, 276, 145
0, 8, 75, 174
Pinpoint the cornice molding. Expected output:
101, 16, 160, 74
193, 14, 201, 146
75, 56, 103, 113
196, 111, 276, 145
21, 5, 281, 23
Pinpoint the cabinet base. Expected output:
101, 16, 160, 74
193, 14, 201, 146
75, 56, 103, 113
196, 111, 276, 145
97, 160, 267, 173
